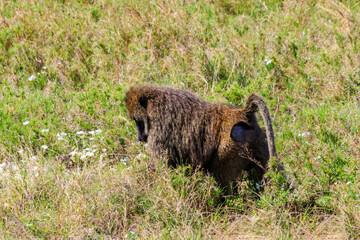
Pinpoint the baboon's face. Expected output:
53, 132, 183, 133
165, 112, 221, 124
128, 95, 150, 143
135, 119, 148, 142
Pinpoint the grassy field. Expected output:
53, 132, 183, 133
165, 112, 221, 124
0, 0, 360, 238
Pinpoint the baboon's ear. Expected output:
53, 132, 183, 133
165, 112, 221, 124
139, 97, 148, 108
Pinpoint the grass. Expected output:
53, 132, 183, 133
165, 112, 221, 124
0, 0, 360, 238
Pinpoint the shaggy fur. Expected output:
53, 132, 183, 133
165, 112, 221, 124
126, 85, 279, 192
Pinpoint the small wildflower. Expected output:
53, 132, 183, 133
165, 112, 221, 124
18, 149, 24, 154
57, 133, 67, 140
12, 165, 19, 171
41, 145, 48, 150
28, 75, 36, 81
14, 173, 22, 180
102, 149, 107, 152
95, 129, 102, 134
136, 153, 146, 160
42, 66, 47, 69
89, 131, 95, 135
69, 151, 77, 156
89, 138, 94, 140
23, 121, 30, 125
86, 152, 94, 157
35, 173, 39, 177
120, 157, 130, 165
0, 162, 6, 172
255, 183, 260, 190
80, 155, 86, 159
30, 156, 37, 161
57, 60, 61, 65
41, 129, 49, 133
298, 132, 311, 137
76, 131, 85, 135
32, 166, 38, 171
265, 58, 273, 65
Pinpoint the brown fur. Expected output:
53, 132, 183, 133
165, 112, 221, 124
125, 85, 280, 193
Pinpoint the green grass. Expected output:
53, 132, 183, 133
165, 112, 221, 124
1, 0, 360, 238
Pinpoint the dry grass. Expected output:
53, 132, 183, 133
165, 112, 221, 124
0, 0, 359, 238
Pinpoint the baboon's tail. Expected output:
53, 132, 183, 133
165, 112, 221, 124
245, 94, 283, 171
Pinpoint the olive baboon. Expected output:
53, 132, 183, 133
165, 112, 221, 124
125, 85, 281, 193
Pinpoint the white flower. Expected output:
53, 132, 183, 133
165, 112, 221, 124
41, 145, 48, 150
30, 156, 37, 161
35, 173, 39, 177
41, 129, 49, 133
80, 155, 86, 159
89, 138, 94, 140
102, 149, 107, 152
23, 121, 30, 125
14, 173, 22, 180
86, 152, 94, 157
120, 157, 129, 165
18, 149, 24, 154
89, 131, 95, 135
57, 61, 61, 65
28, 75, 36, 81
95, 129, 102, 134
42, 66, 47, 69
32, 166, 38, 171
0, 162, 6, 172
76, 131, 85, 135
265, 58, 273, 65
69, 151, 77, 156
12, 165, 19, 171
136, 153, 146, 160
57, 132, 67, 140
298, 132, 311, 137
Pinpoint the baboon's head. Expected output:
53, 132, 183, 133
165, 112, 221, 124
125, 87, 150, 142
